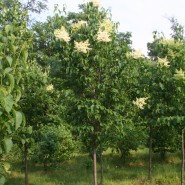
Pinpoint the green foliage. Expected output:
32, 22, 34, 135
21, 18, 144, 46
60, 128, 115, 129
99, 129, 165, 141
1, 0, 185, 183
147, 21, 185, 156
152, 125, 180, 159
0, 0, 32, 183
169, 17, 184, 41
32, 124, 75, 169
112, 124, 147, 162
2, 0, 48, 15
50, 1, 133, 154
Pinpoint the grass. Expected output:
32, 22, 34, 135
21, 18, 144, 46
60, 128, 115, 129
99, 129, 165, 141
5, 149, 182, 185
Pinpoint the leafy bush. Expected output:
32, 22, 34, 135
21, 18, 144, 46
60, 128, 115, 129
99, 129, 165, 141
112, 125, 147, 162
32, 124, 75, 169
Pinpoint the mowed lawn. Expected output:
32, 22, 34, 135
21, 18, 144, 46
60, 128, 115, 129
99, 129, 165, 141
5, 149, 182, 185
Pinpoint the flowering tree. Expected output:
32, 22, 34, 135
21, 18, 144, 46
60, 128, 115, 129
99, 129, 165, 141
51, 1, 131, 184
148, 28, 185, 183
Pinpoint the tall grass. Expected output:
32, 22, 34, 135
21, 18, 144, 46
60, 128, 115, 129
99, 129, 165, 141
5, 149, 182, 185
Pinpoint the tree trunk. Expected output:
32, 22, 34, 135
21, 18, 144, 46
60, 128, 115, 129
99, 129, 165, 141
24, 143, 28, 185
100, 143, 103, 185
93, 146, 97, 185
181, 128, 184, 185
148, 124, 152, 181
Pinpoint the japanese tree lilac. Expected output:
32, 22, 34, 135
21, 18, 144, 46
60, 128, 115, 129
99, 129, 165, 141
133, 97, 148, 110
157, 57, 170, 68
90, 0, 101, 7
128, 50, 145, 59
97, 29, 111, 42
46, 84, 54, 91
74, 40, 91, 53
71, 20, 87, 31
99, 19, 114, 33
54, 26, 70, 43
174, 69, 185, 80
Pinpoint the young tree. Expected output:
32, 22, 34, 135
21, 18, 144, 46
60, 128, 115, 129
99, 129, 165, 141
148, 25, 185, 184
0, 0, 31, 184
51, 1, 131, 184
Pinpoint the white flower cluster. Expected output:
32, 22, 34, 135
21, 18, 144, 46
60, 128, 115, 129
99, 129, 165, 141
133, 97, 148, 110
157, 57, 170, 68
97, 19, 113, 42
100, 19, 113, 33
174, 69, 185, 80
54, 26, 70, 43
128, 50, 145, 59
74, 40, 91, 53
46, 84, 54, 91
71, 20, 87, 31
90, 0, 101, 7
97, 29, 111, 42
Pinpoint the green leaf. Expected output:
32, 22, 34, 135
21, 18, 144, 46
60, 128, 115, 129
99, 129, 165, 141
5, 25, 12, 34
21, 139, 25, 145
159, 82, 164, 90
23, 51, 28, 62
0, 175, 5, 185
12, 46, 18, 54
3, 95, 14, 113
3, 162, 10, 173
4, 67, 12, 75
15, 89, 21, 102
27, 126, 32, 134
14, 111, 23, 130
6, 73, 15, 92
6, 56, 12, 67
3, 138, 13, 153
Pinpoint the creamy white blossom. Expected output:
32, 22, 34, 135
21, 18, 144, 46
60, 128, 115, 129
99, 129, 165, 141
46, 84, 54, 91
54, 26, 70, 43
97, 29, 111, 42
71, 20, 87, 31
90, 0, 101, 7
160, 38, 175, 45
99, 19, 113, 33
133, 97, 148, 110
74, 40, 91, 53
174, 69, 185, 80
157, 57, 170, 68
128, 50, 145, 59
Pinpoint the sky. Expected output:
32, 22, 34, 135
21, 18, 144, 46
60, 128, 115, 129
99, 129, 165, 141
36, 0, 185, 55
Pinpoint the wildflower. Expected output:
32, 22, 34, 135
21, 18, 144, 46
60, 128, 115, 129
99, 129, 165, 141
97, 29, 111, 42
174, 69, 185, 80
71, 20, 87, 31
54, 26, 70, 43
128, 50, 145, 59
157, 57, 170, 68
99, 19, 113, 33
46, 84, 54, 91
90, 0, 101, 7
133, 97, 148, 110
74, 40, 91, 53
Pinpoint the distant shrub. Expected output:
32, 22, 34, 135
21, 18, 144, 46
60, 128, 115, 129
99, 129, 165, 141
32, 124, 75, 169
